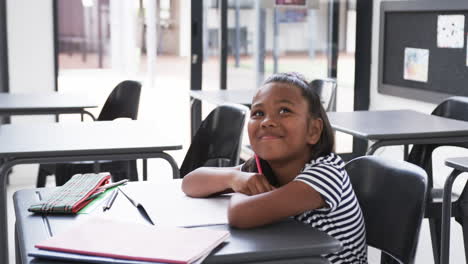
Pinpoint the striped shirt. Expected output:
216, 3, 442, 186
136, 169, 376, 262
294, 153, 367, 264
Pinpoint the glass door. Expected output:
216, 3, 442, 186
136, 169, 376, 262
193, 0, 359, 153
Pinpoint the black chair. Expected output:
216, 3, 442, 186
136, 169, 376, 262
179, 104, 248, 178
346, 156, 428, 264
310, 78, 337, 112
406, 96, 468, 264
36, 80, 142, 187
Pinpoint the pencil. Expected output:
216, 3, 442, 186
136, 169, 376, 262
255, 154, 263, 174
103, 189, 118, 211
118, 187, 155, 226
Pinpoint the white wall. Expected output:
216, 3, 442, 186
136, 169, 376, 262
7, 0, 55, 93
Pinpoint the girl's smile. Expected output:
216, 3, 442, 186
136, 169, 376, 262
258, 131, 284, 140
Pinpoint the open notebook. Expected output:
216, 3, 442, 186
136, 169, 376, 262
32, 217, 230, 264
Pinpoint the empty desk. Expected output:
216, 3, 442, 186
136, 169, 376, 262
0, 92, 98, 120
327, 110, 468, 159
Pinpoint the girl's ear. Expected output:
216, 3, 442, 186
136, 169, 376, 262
307, 118, 323, 145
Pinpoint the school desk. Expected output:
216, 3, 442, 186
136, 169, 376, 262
0, 120, 182, 264
0, 92, 98, 120
14, 180, 342, 264
327, 110, 468, 159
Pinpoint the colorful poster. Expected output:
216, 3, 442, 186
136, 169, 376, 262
404, 47, 429, 83
437, 15, 465, 48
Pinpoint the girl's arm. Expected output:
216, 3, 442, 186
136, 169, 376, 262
181, 166, 275, 197
228, 180, 325, 228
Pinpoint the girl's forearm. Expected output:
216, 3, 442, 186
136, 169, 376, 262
228, 193, 281, 228
181, 167, 236, 197
227, 181, 326, 229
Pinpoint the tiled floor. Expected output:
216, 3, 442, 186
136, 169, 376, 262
6, 56, 468, 263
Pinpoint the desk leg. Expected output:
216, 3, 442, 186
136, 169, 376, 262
404, 144, 409, 160
152, 152, 180, 179
441, 169, 462, 264
0, 161, 14, 264
367, 141, 396, 156
81, 110, 96, 121
366, 141, 380, 155
143, 159, 148, 181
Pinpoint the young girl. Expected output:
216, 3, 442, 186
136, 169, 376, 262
182, 72, 367, 264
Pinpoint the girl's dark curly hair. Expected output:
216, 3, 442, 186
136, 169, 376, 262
241, 72, 335, 186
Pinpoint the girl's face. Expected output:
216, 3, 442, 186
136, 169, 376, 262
248, 82, 323, 164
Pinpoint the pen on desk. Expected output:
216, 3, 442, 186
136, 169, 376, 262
255, 154, 263, 174
85, 179, 128, 201
118, 187, 155, 226
99, 179, 128, 191
102, 189, 118, 211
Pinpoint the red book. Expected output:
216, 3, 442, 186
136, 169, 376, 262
35, 217, 230, 264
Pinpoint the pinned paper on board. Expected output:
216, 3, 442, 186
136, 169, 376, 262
404, 47, 429, 83
437, 15, 465, 48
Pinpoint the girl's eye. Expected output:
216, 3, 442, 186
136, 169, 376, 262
279, 108, 291, 114
251, 110, 264, 117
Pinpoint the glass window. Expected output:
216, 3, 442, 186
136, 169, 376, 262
200, 0, 355, 152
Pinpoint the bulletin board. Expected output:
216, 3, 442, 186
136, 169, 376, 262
378, 1, 468, 103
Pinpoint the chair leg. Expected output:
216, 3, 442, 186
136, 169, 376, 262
380, 252, 399, 264
36, 168, 48, 188
55, 164, 72, 187
429, 217, 442, 264
454, 216, 468, 264
15, 224, 21, 264
455, 183, 468, 264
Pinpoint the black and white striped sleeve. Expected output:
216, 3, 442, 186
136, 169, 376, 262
294, 164, 344, 212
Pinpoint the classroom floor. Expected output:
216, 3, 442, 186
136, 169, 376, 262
6, 55, 468, 263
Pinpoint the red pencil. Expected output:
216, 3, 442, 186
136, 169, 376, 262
255, 154, 263, 174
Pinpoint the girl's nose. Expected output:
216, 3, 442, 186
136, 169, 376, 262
261, 115, 277, 127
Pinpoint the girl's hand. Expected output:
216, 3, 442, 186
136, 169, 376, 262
230, 171, 275, 195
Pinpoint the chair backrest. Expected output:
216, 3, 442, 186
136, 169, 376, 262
97, 80, 142, 121
407, 96, 468, 188
179, 104, 248, 178
310, 78, 337, 112
345, 156, 428, 264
